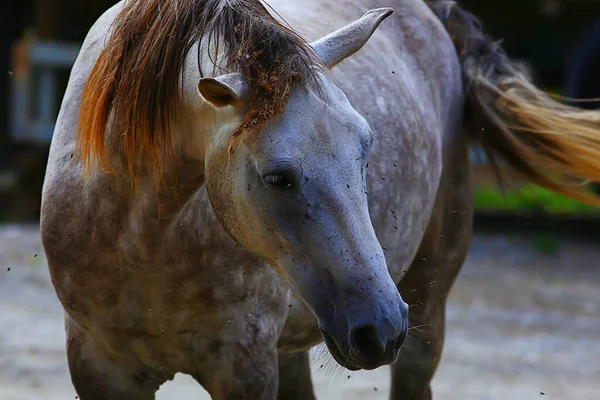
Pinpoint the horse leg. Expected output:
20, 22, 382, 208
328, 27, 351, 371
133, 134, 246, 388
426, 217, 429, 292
390, 248, 468, 400
66, 319, 163, 400
390, 158, 472, 400
193, 339, 280, 400
388, 277, 447, 400
277, 351, 316, 400
198, 355, 279, 399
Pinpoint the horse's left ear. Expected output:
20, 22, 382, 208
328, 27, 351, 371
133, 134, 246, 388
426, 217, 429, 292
198, 73, 249, 108
310, 8, 394, 69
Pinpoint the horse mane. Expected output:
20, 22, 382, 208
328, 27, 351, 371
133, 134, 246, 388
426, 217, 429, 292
77, 0, 318, 181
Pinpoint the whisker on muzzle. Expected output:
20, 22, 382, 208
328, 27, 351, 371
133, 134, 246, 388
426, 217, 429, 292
310, 343, 356, 383
399, 333, 421, 353
408, 323, 431, 333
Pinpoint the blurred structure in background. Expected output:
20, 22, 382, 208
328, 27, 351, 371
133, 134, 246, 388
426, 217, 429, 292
1, 0, 600, 221
0, 0, 118, 220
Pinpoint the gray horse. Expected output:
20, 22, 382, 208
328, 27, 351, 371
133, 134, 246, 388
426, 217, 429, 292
41, 0, 600, 399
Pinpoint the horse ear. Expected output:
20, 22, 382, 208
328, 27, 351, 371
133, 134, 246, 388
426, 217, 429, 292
310, 8, 394, 69
197, 73, 249, 108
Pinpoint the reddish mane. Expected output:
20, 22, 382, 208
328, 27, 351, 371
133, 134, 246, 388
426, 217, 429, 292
77, 0, 318, 182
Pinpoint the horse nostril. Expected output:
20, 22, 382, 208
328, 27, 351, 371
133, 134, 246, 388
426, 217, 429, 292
350, 325, 386, 358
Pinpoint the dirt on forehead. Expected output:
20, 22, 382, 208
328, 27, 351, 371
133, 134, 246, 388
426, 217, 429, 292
231, 60, 306, 142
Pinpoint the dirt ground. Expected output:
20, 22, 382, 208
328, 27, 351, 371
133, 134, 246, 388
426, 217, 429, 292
1, 225, 599, 400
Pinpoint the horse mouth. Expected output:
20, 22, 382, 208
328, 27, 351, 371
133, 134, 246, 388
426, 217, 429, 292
320, 329, 361, 371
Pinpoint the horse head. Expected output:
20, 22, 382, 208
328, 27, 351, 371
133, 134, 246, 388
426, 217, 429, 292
198, 8, 408, 371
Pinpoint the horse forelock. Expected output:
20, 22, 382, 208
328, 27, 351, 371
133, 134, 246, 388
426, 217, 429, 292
76, 0, 321, 184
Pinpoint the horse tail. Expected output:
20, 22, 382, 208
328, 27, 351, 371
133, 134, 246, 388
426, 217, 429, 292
428, 1, 600, 205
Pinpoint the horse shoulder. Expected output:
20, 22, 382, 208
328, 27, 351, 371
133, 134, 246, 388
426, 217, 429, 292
41, 2, 128, 284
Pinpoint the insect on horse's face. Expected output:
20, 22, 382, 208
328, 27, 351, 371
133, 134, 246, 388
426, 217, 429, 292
198, 7, 408, 370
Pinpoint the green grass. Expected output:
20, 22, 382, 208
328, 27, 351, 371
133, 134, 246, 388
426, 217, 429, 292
473, 185, 600, 214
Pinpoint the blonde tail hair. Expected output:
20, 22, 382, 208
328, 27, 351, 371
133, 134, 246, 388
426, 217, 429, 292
430, 0, 600, 206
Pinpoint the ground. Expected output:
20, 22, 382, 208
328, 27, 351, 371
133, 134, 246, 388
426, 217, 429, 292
1, 225, 599, 400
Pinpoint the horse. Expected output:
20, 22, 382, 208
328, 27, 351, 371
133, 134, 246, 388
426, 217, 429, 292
40, 0, 600, 399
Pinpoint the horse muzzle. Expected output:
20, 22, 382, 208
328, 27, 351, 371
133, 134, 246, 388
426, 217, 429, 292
318, 294, 409, 370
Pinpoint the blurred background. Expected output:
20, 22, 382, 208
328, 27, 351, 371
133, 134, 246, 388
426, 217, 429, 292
0, 0, 599, 399
2, 0, 600, 221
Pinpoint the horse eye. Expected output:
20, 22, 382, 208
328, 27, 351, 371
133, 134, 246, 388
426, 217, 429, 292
262, 171, 296, 191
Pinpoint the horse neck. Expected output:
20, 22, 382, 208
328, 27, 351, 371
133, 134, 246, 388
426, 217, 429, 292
100, 112, 208, 246
107, 40, 228, 242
